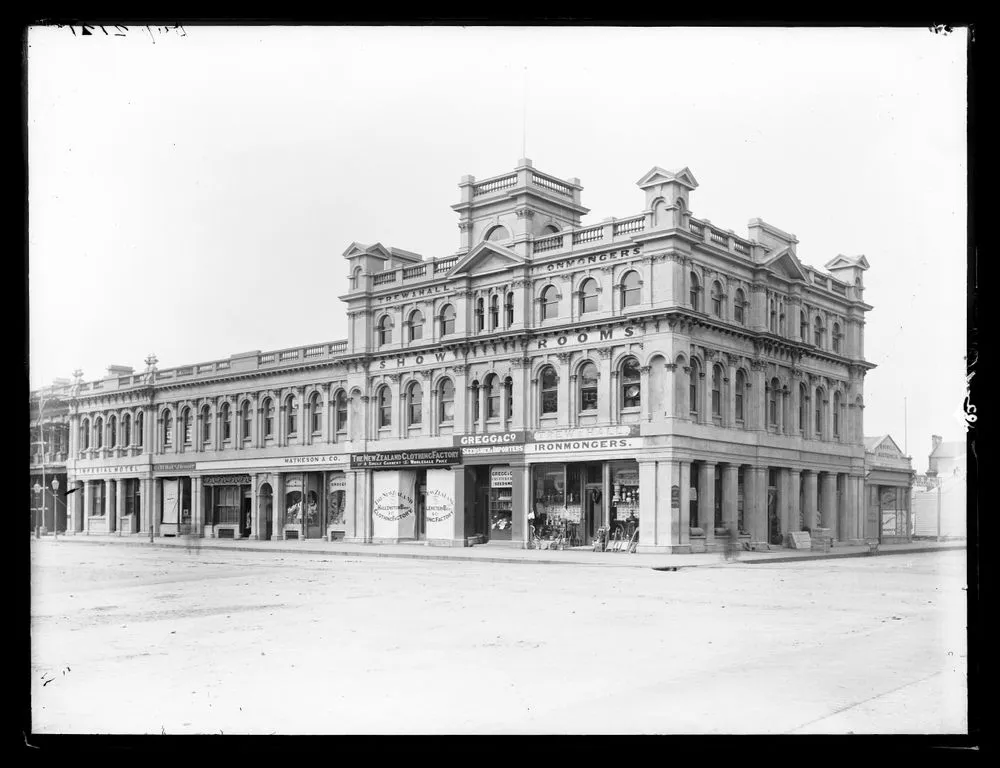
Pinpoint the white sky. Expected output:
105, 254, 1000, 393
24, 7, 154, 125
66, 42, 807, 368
27, 25, 968, 469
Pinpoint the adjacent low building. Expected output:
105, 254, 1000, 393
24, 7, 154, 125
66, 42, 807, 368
863, 434, 915, 544
31, 158, 878, 553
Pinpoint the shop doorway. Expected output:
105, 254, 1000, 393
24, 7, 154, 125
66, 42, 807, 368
415, 470, 427, 540
259, 483, 273, 540
240, 491, 252, 538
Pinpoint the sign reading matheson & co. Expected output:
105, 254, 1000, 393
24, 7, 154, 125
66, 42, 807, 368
350, 449, 461, 470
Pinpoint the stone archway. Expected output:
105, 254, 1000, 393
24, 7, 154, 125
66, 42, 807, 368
258, 482, 273, 541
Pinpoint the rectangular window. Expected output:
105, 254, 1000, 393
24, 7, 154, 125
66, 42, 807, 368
735, 391, 744, 421
223, 419, 231, 441
409, 402, 422, 425
712, 390, 721, 417
336, 403, 347, 432
542, 389, 558, 415
580, 386, 598, 411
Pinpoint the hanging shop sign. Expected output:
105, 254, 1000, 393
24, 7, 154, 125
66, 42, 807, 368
490, 467, 513, 488
202, 474, 252, 486
351, 449, 462, 470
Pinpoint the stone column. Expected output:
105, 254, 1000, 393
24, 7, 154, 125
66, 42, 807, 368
598, 351, 614, 423
82, 480, 92, 532
751, 362, 766, 430
152, 478, 162, 537
820, 472, 838, 537
114, 478, 124, 534
725, 357, 737, 427
679, 460, 691, 545
789, 469, 802, 533
510, 360, 527, 431
749, 466, 768, 543
478, 382, 488, 432
698, 462, 715, 545
271, 472, 285, 540
192, 476, 204, 538
421, 375, 433, 436
557, 359, 571, 427
104, 479, 115, 532
721, 464, 739, 533
778, 467, 793, 537
803, 471, 818, 530
663, 363, 677, 420
836, 473, 849, 542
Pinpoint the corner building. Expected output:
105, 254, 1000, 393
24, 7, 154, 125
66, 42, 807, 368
49, 159, 875, 553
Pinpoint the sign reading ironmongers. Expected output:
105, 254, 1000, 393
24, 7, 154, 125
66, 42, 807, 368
350, 449, 461, 470
202, 474, 252, 486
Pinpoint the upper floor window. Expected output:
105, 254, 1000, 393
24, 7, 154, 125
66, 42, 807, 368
201, 405, 211, 444
81, 418, 90, 450
409, 310, 424, 342
712, 366, 724, 417
262, 399, 274, 439
490, 295, 500, 330
95, 416, 104, 449
833, 392, 842, 437
378, 386, 392, 428
241, 402, 252, 439
351, 266, 362, 290
378, 315, 393, 346
800, 310, 809, 341
690, 272, 701, 311
109, 415, 117, 448
579, 278, 599, 314
310, 393, 322, 434
162, 411, 172, 446
541, 286, 559, 320
621, 357, 641, 409
220, 403, 231, 441
579, 362, 598, 412
769, 300, 778, 333
285, 398, 298, 436
815, 388, 825, 436
540, 366, 558, 415
122, 413, 131, 447
475, 297, 485, 332
335, 392, 348, 433
136, 412, 143, 447
769, 378, 780, 426
734, 289, 746, 324
814, 317, 824, 348
504, 376, 514, 420
407, 382, 423, 426
485, 374, 501, 419
832, 323, 842, 354
799, 383, 808, 433
735, 371, 746, 422
711, 282, 724, 318
440, 304, 456, 336
438, 379, 455, 423
485, 225, 510, 242
689, 360, 700, 414
182, 408, 192, 444
542, 224, 560, 234
621, 271, 641, 308
471, 380, 480, 423
505, 292, 515, 326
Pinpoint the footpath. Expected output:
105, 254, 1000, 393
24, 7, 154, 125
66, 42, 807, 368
34, 532, 966, 570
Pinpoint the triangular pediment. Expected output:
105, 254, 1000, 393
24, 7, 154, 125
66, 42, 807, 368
448, 241, 525, 276
825, 254, 870, 271
763, 247, 808, 281
636, 166, 699, 190
868, 435, 904, 457
342, 241, 391, 260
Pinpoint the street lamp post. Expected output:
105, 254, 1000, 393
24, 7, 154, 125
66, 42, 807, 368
33, 482, 42, 539
52, 478, 60, 540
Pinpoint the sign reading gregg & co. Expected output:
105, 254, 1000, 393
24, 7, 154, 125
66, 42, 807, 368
350, 449, 462, 470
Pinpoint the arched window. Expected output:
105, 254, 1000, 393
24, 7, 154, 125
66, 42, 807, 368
200, 405, 211, 444
409, 310, 424, 342
220, 403, 231, 441
833, 392, 841, 437
769, 378, 780, 426
407, 382, 423, 426
351, 266, 362, 289
690, 272, 701, 310
285, 397, 298, 436
490, 295, 500, 330
162, 412, 172, 446
735, 371, 746, 422
712, 366, 724, 417
712, 282, 724, 318
621, 357, 641, 409
475, 297, 485, 332
815, 388, 824, 436
579, 278, 599, 314
505, 292, 515, 326
485, 225, 510, 242
485, 374, 500, 419
260, 399, 273, 439
621, 271, 641, 308
471, 380, 480, 423
542, 224, 560, 234
182, 408, 192, 444
122, 413, 131, 446
136, 412, 143, 447
769, 300, 778, 333
689, 359, 700, 415
734, 289, 746, 324
540, 366, 558, 415
310, 393, 322, 434
800, 310, 809, 340
378, 314, 393, 346
832, 323, 842, 354
814, 317, 824, 347
579, 362, 598, 411
504, 376, 514, 419
95, 416, 104, 449
377, 386, 392, 428
240, 402, 250, 440
109, 415, 117, 448
799, 383, 808, 433
440, 304, 456, 336
81, 418, 90, 450
438, 379, 455, 423
541, 286, 559, 320
335, 391, 348, 433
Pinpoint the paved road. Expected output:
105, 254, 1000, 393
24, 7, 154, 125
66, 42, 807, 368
29, 542, 968, 735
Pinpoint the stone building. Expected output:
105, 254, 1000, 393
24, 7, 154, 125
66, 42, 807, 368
32, 159, 875, 553
863, 434, 914, 543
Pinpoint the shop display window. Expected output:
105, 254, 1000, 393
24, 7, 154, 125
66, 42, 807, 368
285, 489, 303, 525
489, 467, 513, 540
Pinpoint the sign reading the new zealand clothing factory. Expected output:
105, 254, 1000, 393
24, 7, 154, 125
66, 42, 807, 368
372, 489, 414, 521
202, 474, 252, 486
350, 449, 462, 470
456, 431, 526, 457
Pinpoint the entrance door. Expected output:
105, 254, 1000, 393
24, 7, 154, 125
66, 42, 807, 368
584, 483, 603, 545
767, 488, 782, 545
260, 483, 273, 541
240, 492, 252, 538
305, 488, 322, 540
416, 471, 427, 540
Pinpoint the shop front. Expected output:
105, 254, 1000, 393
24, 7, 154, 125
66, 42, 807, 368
455, 431, 526, 545
867, 483, 912, 544
203, 473, 253, 538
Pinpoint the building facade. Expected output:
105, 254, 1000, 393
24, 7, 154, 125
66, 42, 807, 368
863, 434, 914, 543
32, 159, 876, 553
